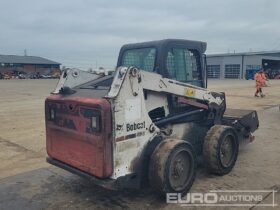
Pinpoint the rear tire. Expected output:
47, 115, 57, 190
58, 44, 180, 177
149, 139, 196, 197
203, 125, 239, 175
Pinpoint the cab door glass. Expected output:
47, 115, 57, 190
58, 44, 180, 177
166, 48, 202, 86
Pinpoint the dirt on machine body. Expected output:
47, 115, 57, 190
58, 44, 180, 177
45, 39, 259, 197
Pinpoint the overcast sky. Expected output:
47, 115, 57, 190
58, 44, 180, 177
0, 0, 279, 69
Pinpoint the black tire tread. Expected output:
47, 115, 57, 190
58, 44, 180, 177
203, 125, 238, 175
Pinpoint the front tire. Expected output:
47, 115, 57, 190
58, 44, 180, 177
149, 139, 196, 197
203, 125, 239, 175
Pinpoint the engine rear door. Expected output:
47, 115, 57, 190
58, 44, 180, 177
45, 95, 113, 178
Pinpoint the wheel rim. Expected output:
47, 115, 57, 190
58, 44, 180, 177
220, 135, 235, 168
168, 150, 192, 191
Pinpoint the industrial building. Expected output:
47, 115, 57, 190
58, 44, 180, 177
206, 51, 280, 79
0, 54, 60, 78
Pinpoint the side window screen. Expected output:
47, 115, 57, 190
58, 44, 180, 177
121, 48, 156, 72
166, 48, 201, 86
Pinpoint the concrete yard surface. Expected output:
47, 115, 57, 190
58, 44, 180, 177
0, 79, 280, 210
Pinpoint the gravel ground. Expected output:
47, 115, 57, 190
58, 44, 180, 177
0, 79, 279, 210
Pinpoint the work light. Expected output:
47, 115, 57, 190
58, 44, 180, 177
91, 116, 97, 128
91, 115, 100, 131
50, 108, 55, 120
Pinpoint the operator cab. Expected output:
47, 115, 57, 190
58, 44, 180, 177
57, 39, 207, 96
117, 39, 207, 88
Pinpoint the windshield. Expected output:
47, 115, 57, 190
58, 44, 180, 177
121, 48, 156, 72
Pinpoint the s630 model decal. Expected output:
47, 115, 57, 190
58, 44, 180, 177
126, 121, 145, 132
116, 131, 145, 142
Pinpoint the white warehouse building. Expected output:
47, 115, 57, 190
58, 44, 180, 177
206, 51, 280, 79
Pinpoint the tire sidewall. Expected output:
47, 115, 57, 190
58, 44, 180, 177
217, 127, 239, 173
164, 143, 196, 195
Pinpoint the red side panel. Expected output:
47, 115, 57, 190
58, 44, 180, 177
45, 95, 113, 178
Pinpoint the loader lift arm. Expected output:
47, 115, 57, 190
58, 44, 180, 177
106, 66, 226, 125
